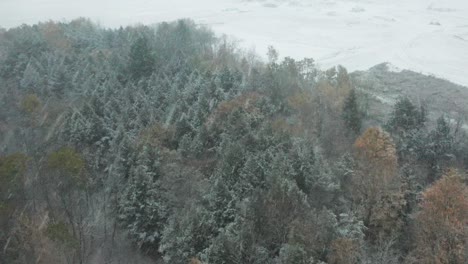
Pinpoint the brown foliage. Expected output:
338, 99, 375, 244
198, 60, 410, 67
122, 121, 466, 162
286, 89, 322, 137
139, 123, 175, 149
38, 21, 71, 51
368, 191, 406, 240
206, 92, 262, 127
317, 81, 345, 112
328, 238, 360, 264
410, 169, 468, 264
353, 127, 397, 184
287, 89, 313, 113
352, 127, 401, 238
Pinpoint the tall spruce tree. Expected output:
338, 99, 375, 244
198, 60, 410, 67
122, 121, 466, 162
118, 146, 168, 253
342, 89, 362, 136
128, 36, 155, 81
386, 97, 426, 134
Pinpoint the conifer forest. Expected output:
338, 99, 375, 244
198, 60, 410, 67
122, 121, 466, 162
0, 19, 467, 264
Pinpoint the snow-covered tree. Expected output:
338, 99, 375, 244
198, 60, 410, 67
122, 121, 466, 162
118, 146, 168, 253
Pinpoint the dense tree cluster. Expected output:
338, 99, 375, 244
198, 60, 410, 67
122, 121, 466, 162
0, 19, 467, 264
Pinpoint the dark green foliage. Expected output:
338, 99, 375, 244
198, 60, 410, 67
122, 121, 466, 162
0, 153, 27, 188
420, 116, 455, 180
118, 146, 168, 253
386, 97, 426, 134
205, 178, 237, 227
0, 153, 28, 214
0, 154, 28, 263
175, 113, 193, 143
342, 89, 362, 135
47, 147, 85, 176
128, 36, 155, 81
385, 98, 428, 161
428, 116, 453, 158
159, 207, 216, 264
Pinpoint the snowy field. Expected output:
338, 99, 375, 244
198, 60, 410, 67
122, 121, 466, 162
1, 0, 468, 87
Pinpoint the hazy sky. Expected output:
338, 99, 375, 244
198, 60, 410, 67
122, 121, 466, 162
0, 0, 231, 29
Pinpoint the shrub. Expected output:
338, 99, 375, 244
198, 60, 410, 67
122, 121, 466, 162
47, 147, 86, 186
20, 94, 41, 114
0, 153, 28, 188
46, 221, 78, 248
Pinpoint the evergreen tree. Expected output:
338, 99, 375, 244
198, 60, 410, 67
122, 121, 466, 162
429, 116, 453, 158
219, 67, 235, 93
205, 178, 237, 228
159, 207, 216, 264
386, 97, 426, 134
421, 116, 455, 180
20, 59, 42, 91
342, 89, 362, 135
385, 97, 427, 161
128, 36, 155, 81
118, 146, 168, 253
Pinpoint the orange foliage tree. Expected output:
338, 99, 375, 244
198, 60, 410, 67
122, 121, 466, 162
352, 127, 404, 239
409, 169, 468, 264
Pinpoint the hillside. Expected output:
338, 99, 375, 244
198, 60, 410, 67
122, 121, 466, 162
0, 20, 467, 264
352, 63, 468, 127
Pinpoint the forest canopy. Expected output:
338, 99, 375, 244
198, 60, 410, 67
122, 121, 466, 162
0, 18, 467, 264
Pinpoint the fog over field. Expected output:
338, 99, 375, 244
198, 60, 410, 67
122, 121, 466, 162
1, 0, 468, 86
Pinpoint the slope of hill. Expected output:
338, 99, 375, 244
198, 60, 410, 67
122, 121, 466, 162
0, 19, 467, 264
352, 63, 468, 128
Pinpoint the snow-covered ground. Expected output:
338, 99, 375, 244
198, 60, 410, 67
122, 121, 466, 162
1, 0, 468, 87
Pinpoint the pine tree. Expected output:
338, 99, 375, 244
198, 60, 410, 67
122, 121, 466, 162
237, 154, 267, 196
386, 97, 426, 134
342, 89, 362, 135
118, 146, 168, 253
422, 116, 455, 180
159, 206, 216, 264
205, 178, 237, 228
175, 113, 193, 144
128, 36, 155, 81
20, 59, 42, 91
428, 116, 453, 158
219, 67, 235, 93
